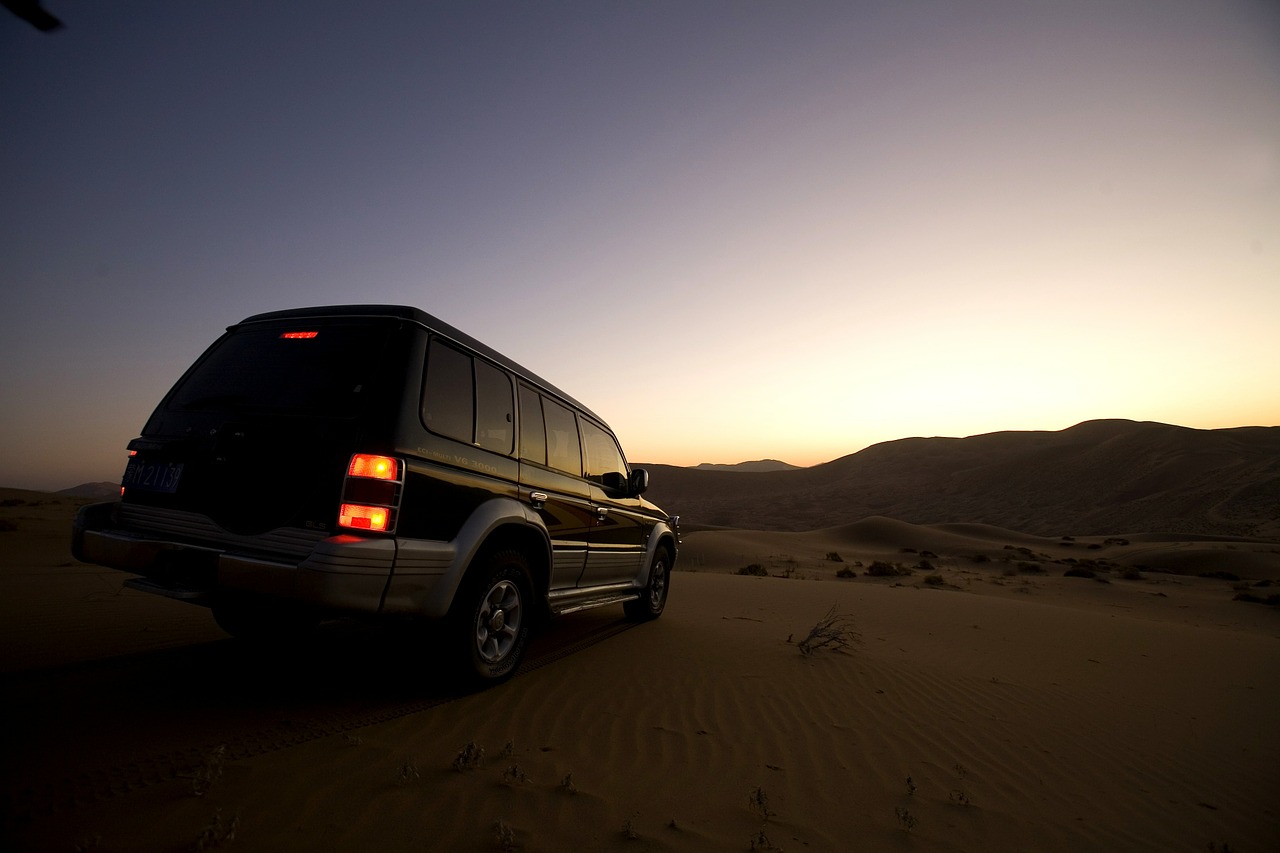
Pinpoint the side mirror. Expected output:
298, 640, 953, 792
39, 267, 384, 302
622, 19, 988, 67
628, 467, 650, 497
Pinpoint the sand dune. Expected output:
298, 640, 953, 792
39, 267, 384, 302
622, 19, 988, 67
642, 420, 1280, 537
2, 490, 1277, 852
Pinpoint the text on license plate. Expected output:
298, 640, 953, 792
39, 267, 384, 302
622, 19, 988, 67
123, 459, 184, 493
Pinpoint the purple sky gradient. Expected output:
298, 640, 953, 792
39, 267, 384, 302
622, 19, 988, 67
3, 0, 1278, 490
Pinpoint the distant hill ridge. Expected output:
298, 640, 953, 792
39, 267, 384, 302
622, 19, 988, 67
640, 420, 1280, 537
692, 459, 800, 473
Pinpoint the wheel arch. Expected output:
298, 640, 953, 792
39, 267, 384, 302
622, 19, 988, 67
468, 522, 552, 616
395, 497, 551, 620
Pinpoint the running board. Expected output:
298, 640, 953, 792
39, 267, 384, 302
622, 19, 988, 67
124, 577, 213, 605
549, 592, 639, 617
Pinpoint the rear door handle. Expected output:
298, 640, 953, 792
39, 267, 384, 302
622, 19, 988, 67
596, 506, 610, 519
530, 491, 548, 507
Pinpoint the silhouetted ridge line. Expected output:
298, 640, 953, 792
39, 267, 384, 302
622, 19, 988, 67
641, 420, 1280, 537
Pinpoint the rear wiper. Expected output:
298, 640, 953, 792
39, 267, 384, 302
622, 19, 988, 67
178, 393, 252, 411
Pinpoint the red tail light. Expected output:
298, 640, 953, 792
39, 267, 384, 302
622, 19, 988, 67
338, 453, 404, 533
348, 454, 399, 480
339, 504, 390, 532
280, 331, 319, 339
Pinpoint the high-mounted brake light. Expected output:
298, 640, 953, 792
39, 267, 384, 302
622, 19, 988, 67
280, 331, 319, 339
339, 503, 390, 532
348, 454, 399, 480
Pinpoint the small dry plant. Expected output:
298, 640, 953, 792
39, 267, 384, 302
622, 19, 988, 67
557, 772, 578, 794
797, 605, 859, 656
397, 758, 421, 784
749, 828, 781, 851
492, 818, 517, 852
194, 808, 239, 851
748, 785, 774, 822
895, 805, 918, 832
949, 762, 973, 806
189, 745, 227, 797
501, 764, 530, 785
453, 740, 485, 771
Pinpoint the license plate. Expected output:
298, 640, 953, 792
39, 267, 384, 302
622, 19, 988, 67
122, 459, 184, 494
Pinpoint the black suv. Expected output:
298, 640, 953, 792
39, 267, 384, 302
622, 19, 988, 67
73, 305, 678, 683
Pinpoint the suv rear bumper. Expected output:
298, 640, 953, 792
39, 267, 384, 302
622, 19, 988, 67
72, 501, 418, 614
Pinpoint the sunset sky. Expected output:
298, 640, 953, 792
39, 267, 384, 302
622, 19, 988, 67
3, 1, 1278, 491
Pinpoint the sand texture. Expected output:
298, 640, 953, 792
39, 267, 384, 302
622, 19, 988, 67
2, 489, 1278, 852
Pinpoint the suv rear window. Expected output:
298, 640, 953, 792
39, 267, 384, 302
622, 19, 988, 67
166, 321, 397, 417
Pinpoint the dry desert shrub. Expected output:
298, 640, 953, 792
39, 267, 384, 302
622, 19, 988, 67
797, 606, 859, 656
865, 560, 909, 577
397, 758, 421, 783
188, 745, 226, 797
747, 785, 774, 821
492, 818, 517, 852
749, 828, 781, 851
737, 563, 769, 577
500, 764, 530, 785
453, 740, 485, 771
194, 808, 239, 851
1233, 591, 1280, 606
824, 551, 843, 562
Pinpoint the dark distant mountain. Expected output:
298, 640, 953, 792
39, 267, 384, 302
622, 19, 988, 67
58, 482, 120, 500
691, 459, 800, 473
642, 420, 1280, 537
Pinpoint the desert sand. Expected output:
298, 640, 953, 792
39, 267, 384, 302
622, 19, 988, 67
2, 489, 1277, 852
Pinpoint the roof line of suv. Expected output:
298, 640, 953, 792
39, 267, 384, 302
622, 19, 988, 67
238, 304, 603, 423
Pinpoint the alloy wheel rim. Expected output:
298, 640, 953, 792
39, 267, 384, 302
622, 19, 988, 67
649, 561, 667, 609
475, 579, 522, 664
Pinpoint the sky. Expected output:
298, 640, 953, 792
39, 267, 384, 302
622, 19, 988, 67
2, 0, 1278, 491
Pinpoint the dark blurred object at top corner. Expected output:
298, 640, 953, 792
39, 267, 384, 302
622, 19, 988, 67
3, 0, 64, 32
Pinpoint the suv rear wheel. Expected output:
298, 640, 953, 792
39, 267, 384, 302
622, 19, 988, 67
452, 549, 533, 684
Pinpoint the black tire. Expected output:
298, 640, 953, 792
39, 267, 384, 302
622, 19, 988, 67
451, 549, 533, 684
625, 546, 670, 621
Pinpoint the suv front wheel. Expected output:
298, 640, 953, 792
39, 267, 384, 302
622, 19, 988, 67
452, 549, 533, 684
624, 546, 670, 621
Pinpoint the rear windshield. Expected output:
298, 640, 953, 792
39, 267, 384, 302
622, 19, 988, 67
166, 320, 401, 417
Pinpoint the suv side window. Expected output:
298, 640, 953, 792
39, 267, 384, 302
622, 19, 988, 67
422, 338, 514, 454
422, 339, 473, 443
518, 385, 546, 464
542, 398, 581, 476
580, 419, 629, 495
475, 359, 513, 454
